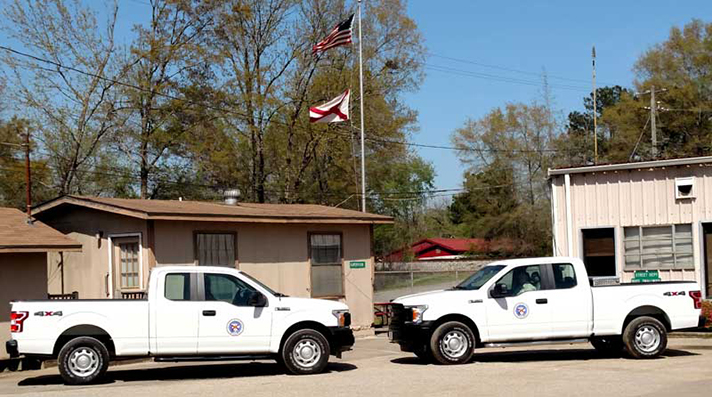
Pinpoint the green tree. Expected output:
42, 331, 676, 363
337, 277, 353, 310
603, 19, 712, 162
450, 101, 556, 256
0, 118, 54, 209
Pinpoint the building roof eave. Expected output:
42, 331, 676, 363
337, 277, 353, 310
548, 156, 712, 177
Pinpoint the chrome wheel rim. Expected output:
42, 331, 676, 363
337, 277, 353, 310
68, 347, 100, 378
293, 339, 321, 368
441, 330, 468, 358
634, 325, 661, 353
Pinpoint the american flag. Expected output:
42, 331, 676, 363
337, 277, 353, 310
312, 14, 354, 54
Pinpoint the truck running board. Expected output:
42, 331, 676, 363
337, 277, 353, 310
154, 355, 274, 363
484, 338, 589, 348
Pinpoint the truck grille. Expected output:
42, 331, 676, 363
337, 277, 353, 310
388, 303, 411, 342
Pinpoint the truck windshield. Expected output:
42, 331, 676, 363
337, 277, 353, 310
452, 265, 505, 290
239, 271, 287, 297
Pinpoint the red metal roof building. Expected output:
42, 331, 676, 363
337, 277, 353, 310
384, 238, 512, 262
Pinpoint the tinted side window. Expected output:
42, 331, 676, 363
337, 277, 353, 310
165, 273, 191, 300
553, 264, 577, 289
204, 273, 257, 306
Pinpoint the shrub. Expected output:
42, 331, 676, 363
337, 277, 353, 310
702, 300, 712, 328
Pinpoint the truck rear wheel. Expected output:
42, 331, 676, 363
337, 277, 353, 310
590, 336, 624, 356
57, 336, 110, 385
429, 321, 475, 365
281, 329, 330, 375
622, 316, 668, 359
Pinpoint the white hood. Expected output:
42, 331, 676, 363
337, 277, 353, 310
276, 296, 348, 312
393, 288, 485, 307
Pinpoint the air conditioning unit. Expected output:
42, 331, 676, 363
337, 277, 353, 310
675, 177, 694, 200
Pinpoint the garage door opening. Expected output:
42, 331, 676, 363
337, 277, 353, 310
582, 228, 616, 277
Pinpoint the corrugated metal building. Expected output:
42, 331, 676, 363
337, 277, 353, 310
549, 156, 712, 298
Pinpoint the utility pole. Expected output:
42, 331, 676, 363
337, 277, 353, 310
650, 85, 657, 158
24, 128, 32, 224
592, 45, 598, 164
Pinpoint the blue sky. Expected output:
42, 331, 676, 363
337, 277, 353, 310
405, 0, 710, 191
3, 0, 710, 194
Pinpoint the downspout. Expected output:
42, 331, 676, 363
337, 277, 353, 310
565, 173, 574, 256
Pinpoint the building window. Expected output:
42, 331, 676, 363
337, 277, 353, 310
624, 224, 694, 270
310, 234, 343, 297
196, 233, 236, 267
119, 241, 140, 289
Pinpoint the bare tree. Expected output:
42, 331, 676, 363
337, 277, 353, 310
1, 0, 123, 194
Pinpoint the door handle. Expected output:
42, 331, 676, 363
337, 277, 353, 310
202, 310, 216, 316
536, 298, 548, 304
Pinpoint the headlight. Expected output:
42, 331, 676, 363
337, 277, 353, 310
332, 310, 350, 327
406, 305, 428, 324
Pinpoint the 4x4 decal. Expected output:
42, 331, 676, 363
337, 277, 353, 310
663, 291, 686, 297
33, 311, 63, 317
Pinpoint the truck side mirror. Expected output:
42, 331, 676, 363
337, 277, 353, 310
491, 283, 509, 298
249, 292, 268, 307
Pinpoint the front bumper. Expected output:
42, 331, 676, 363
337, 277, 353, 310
389, 321, 434, 352
5, 340, 19, 358
327, 327, 355, 357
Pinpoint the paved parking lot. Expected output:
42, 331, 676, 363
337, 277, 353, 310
1, 335, 711, 397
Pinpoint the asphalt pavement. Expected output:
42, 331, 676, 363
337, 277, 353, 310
1, 335, 711, 397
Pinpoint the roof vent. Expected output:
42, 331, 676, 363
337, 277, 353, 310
224, 189, 240, 205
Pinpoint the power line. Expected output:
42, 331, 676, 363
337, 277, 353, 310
428, 52, 617, 87
0, 45, 565, 156
425, 64, 590, 92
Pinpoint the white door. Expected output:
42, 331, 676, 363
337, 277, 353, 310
484, 264, 552, 341
197, 272, 273, 354
153, 272, 201, 354
547, 263, 592, 338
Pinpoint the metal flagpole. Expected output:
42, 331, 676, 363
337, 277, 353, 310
358, 0, 366, 212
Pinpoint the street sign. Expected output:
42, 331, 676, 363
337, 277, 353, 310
631, 270, 661, 283
349, 261, 366, 269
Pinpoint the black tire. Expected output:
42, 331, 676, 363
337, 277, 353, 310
622, 316, 668, 359
413, 345, 432, 363
590, 336, 624, 356
429, 321, 475, 365
57, 336, 110, 385
281, 329, 330, 375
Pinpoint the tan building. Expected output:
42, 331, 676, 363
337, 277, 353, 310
549, 156, 712, 297
33, 195, 392, 328
0, 208, 81, 361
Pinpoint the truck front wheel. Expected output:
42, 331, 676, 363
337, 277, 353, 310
281, 329, 330, 375
429, 321, 475, 365
57, 336, 110, 385
622, 316, 668, 359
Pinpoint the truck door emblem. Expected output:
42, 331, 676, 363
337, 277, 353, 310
513, 303, 529, 319
227, 319, 244, 336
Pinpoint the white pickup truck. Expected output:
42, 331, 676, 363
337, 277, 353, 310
389, 257, 704, 364
7, 266, 354, 384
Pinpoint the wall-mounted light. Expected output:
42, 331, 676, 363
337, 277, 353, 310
96, 230, 103, 248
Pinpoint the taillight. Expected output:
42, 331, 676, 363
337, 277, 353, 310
690, 290, 702, 310
10, 311, 28, 333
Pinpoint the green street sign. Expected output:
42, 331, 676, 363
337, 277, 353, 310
349, 261, 366, 269
632, 270, 661, 283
